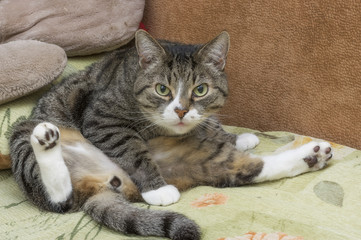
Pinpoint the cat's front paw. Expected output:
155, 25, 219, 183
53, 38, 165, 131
31, 122, 60, 151
141, 185, 180, 206
302, 141, 333, 170
236, 133, 260, 151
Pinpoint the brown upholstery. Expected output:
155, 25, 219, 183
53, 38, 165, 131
143, 0, 361, 149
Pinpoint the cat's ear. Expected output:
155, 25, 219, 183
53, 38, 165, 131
197, 31, 230, 72
135, 30, 166, 70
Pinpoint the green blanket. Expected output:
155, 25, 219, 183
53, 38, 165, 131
1, 57, 360, 240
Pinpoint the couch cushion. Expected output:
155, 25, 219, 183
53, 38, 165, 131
0, 0, 145, 56
0, 40, 67, 105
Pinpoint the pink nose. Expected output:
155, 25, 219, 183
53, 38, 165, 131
174, 108, 188, 119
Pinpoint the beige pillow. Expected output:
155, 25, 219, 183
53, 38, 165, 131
0, 0, 145, 56
0, 40, 67, 105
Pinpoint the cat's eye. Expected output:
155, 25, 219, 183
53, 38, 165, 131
155, 84, 171, 96
193, 83, 208, 97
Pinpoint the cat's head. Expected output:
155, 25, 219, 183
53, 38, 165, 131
134, 30, 230, 135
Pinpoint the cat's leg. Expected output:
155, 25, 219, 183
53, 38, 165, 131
30, 122, 72, 204
254, 141, 332, 183
153, 135, 332, 189
198, 117, 260, 151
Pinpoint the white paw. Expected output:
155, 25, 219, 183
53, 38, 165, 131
254, 141, 333, 183
31, 122, 60, 151
31, 122, 72, 203
236, 133, 260, 151
141, 185, 180, 206
301, 141, 333, 170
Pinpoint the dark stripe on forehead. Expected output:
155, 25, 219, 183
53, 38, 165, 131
175, 54, 183, 63
186, 72, 191, 82
190, 54, 197, 71
169, 63, 195, 86
174, 54, 195, 70
166, 74, 172, 85
162, 43, 201, 57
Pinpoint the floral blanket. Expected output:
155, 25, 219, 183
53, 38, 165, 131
1, 57, 361, 240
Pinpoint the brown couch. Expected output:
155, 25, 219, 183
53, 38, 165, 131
143, 0, 361, 150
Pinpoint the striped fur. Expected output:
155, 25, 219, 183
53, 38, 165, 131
9, 30, 332, 240
9, 30, 231, 239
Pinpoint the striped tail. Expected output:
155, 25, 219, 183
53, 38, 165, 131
83, 191, 200, 240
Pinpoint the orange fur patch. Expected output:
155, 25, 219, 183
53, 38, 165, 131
74, 175, 108, 196
0, 154, 11, 169
59, 128, 88, 143
292, 136, 313, 148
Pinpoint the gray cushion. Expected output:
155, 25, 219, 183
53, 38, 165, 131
0, 40, 67, 104
0, 0, 145, 56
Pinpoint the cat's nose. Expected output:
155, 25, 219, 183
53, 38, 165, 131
174, 108, 188, 119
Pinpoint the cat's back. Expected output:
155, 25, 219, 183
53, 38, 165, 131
32, 45, 139, 126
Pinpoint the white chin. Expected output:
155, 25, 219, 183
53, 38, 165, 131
166, 123, 195, 135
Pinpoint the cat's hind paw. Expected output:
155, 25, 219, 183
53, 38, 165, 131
236, 133, 260, 151
31, 122, 60, 151
302, 141, 333, 170
30, 122, 72, 204
254, 141, 333, 183
141, 185, 180, 206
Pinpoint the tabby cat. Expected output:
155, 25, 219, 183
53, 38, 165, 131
10, 30, 333, 240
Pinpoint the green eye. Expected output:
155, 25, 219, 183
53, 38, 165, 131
155, 84, 170, 96
193, 83, 208, 97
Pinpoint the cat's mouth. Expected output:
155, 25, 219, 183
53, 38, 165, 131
166, 120, 195, 135
177, 122, 185, 126
158, 109, 203, 135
